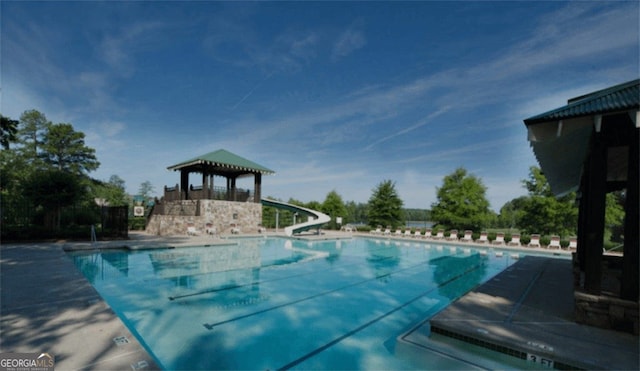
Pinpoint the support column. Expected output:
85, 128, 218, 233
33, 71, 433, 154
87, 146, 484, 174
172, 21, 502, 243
577, 179, 587, 272
254, 173, 262, 203
583, 133, 607, 294
202, 172, 208, 198
180, 170, 189, 200
209, 175, 214, 199
621, 125, 639, 300
231, 177, 237, 201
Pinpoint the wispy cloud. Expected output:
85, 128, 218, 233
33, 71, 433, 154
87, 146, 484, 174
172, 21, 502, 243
331, 19, 367, 62
364, 105, 452, 150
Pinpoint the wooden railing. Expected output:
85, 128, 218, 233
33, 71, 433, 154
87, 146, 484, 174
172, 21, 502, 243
163, 184, 254, 202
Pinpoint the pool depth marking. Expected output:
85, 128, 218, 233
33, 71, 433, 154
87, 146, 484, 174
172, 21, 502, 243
202, 254, 472, 330
276, 263, 486, 370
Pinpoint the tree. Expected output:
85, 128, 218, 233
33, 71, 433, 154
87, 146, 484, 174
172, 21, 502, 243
517, 166, 578, 236
431, 167, 492, 231
604, 191, 625, 246
1, 114, 19, 149
18, 109, 50, 161
104, 175, 128, 206
23, 169, 85, 229
497, 196, 528, 230
345, 201, 367, 225
40, 123, 99, 174
321, 190, 347, 230
522, 165, 553, 196
367, 180, 404, 229
139, 181, 155, 199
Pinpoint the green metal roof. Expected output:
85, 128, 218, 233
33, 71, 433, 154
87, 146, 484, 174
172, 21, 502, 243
167, 149, 275, 175
524, 79, 639, 125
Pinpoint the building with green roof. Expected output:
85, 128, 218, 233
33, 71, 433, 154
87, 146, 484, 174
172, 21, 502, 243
165, 149, 274, 203
147, 149, 275, 236
524, 79, 638, 334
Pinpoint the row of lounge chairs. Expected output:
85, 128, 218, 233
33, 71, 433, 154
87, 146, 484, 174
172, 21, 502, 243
369, 227, 577, 249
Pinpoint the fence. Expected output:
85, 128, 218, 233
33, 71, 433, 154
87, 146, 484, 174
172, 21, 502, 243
1, 200, 128, 241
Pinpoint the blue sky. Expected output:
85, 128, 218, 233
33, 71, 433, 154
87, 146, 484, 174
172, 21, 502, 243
2, 1, 638, 210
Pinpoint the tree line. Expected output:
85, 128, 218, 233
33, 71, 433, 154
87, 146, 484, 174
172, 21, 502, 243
263, 167, 625, 248
3, 109, 625, 247
1, 110, 154, 239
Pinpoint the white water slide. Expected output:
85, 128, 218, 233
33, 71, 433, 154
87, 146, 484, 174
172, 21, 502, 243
261, 198, 331, 237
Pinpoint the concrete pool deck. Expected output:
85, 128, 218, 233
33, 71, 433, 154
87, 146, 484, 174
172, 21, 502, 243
398, 255, 639, 370
1, 231, 637, 370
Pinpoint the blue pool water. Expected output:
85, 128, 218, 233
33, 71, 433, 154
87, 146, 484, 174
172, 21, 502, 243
69, 237, 558, 370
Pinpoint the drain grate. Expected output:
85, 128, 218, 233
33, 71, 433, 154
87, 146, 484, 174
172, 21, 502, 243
113, 336, 130, 346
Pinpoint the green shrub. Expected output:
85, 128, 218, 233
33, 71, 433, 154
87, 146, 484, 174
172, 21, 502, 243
540, 236, 551, 247
129, 217, 146, 231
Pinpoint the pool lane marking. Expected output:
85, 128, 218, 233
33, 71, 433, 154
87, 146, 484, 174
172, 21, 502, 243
169, 243, 419, 301
202, 255, 479, 330
276, 263, 485, 371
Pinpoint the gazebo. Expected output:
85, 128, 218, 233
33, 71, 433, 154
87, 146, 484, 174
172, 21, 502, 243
163, 149, 275, 203
524, 79, 638, 333
147, 149, 275, 236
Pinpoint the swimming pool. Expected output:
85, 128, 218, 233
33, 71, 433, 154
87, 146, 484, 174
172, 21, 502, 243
68, 237, 564, 370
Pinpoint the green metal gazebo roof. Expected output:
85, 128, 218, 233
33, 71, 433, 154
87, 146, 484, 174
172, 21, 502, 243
523, 79, 640, 196
167, 149, 275, 176
524, 79, 639, 125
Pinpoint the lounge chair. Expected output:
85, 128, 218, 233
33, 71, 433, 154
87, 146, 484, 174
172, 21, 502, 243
433, 229, 445, 240
383, 227, 391, 235
528, 234, 541, 248
460, 230, 473, 242
258, 225, 267, 233
413, 230, 422, 238
205, 223, 217, 235
568, 237, 577, 250
476, 232, 488, 244
394, 229, 402, 236
230, 223, 240, 234
508, 234, 521, 246
187, 224, 199, 236
371, 226, 382, 235
422, 228, 433, 239
492, 232, 505, 245
548, 235, 561, 249
446, 229, 458, 241
404, 230, 412, 238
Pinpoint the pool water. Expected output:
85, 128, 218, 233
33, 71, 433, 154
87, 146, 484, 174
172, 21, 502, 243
69, 237, 540, 370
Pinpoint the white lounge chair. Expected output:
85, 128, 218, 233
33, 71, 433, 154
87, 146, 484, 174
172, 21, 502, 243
433, 229, 445, 240
383, 227, 391, 235
528, 234, 541, 248
371, 227, 382, 235
413, 230, 422, 238
187, 224, 199, 236
394, 229, 402, 236
460, 230, 473, 242
205, 223, 217, 235
568, 237, 577, 250
492, 232, 505, 245
549, 235, 561, 249
508, 234, 521, 246
446, 229, 458, 241
422, 229, 433, 239
404, 230, 412, 238
476, 232, 488, 244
